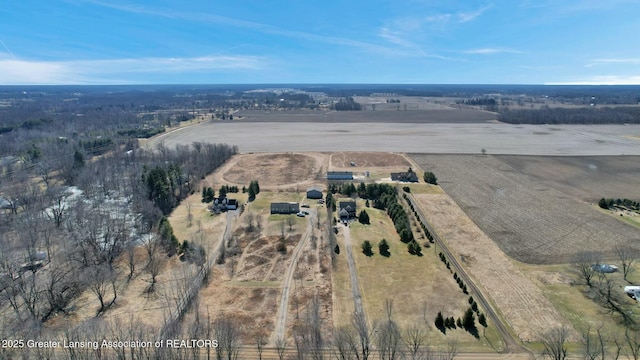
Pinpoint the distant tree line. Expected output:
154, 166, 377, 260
456, 97, 498, 111
333, 97, 363, 111
499, 106, 640, 124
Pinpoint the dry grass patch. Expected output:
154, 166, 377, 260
216, 152, 327, 189
413, 192, 574, 342
330, 152, 411, 169
347, 206, 503, 351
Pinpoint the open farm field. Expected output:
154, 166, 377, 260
412, 192, 573, 342
411, 154, 640, 264
149, 121, 640, 155
236, 108, 495, 123
495, 155, 640, 202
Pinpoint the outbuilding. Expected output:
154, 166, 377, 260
271, 202, 300, 214
306, 186, 323, 199
327, 171, 353, 181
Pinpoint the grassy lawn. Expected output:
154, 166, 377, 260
516, 261, 640, 349
344, 202, 503, 351
403, 183, 443, 195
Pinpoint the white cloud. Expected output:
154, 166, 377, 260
546, 75, 640, 85
586, 58, 640, 67
463, 48, 523, 55
0, 55, 265, 85
425, 5, 491, 24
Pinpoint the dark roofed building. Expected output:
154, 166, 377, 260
271, 202, 300, 214
339, 201, 357, 222
212, 197, 238, 212
391, 170, 419, 183
306, 186, 323, 199
327, 171, 353, 181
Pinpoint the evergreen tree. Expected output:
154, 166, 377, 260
435, 311, 445, 329
358, 210, 370, 225
598, 198, 609, 209
408, 239, 422, 256
73, 149, 85, 169
478, 313, 487, 328
379, 239, 390, 257
423, 171, 438, 185
463, 308, 475, 330
362, 241, 373, 257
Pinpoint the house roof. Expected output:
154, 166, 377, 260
339, 201, 356, 213
306, 186, 323, 192
391, 172, 419, 182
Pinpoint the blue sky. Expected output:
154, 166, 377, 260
1, 0, 639, 85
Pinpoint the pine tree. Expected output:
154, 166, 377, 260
379, 239, 390, 257
435, 311, 445, 329
598, 198, 609, 209
463, 308, 475, 330
358, 210, 370, 225
362, 241, 373, 257
478, 313, 487, 328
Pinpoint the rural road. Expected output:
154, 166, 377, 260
406, 193, 527, 355
219, 346, 536, 359
272, 210, 314, 344
341, 223, 366, 321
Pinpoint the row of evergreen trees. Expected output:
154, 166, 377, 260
598, 197, 639, 210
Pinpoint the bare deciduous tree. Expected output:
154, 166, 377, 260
255, 331, 266, 360
86, 264, 117, 315
214, 316, 241, 360
572, 251, 600, 288
615, 245, 639, 282
404, 325, 427, 360
333, 326, 358, 360
275, 336, 287, 360
626, 328, 640, 360
352, 311, 373, 360
245, 211, 256, 232
541, 326, 569, 360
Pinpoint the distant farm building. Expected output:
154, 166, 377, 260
212, 197, 238, 213
271, 202, 300, 214
306, 186, 323, 199
327, 171, 353, 181
391, 171, 419, 183
339, 201, 357, 222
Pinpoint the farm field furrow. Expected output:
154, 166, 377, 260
149, 122, 640, 155
411, 154, 640, 264
412, 193, 573, 342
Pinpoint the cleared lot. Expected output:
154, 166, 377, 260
411, 154, 640, 264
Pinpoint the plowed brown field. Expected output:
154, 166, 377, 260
411, 154, 640, 264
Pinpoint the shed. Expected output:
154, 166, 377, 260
327, 171, 353, 181
306, 186, 323, 199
